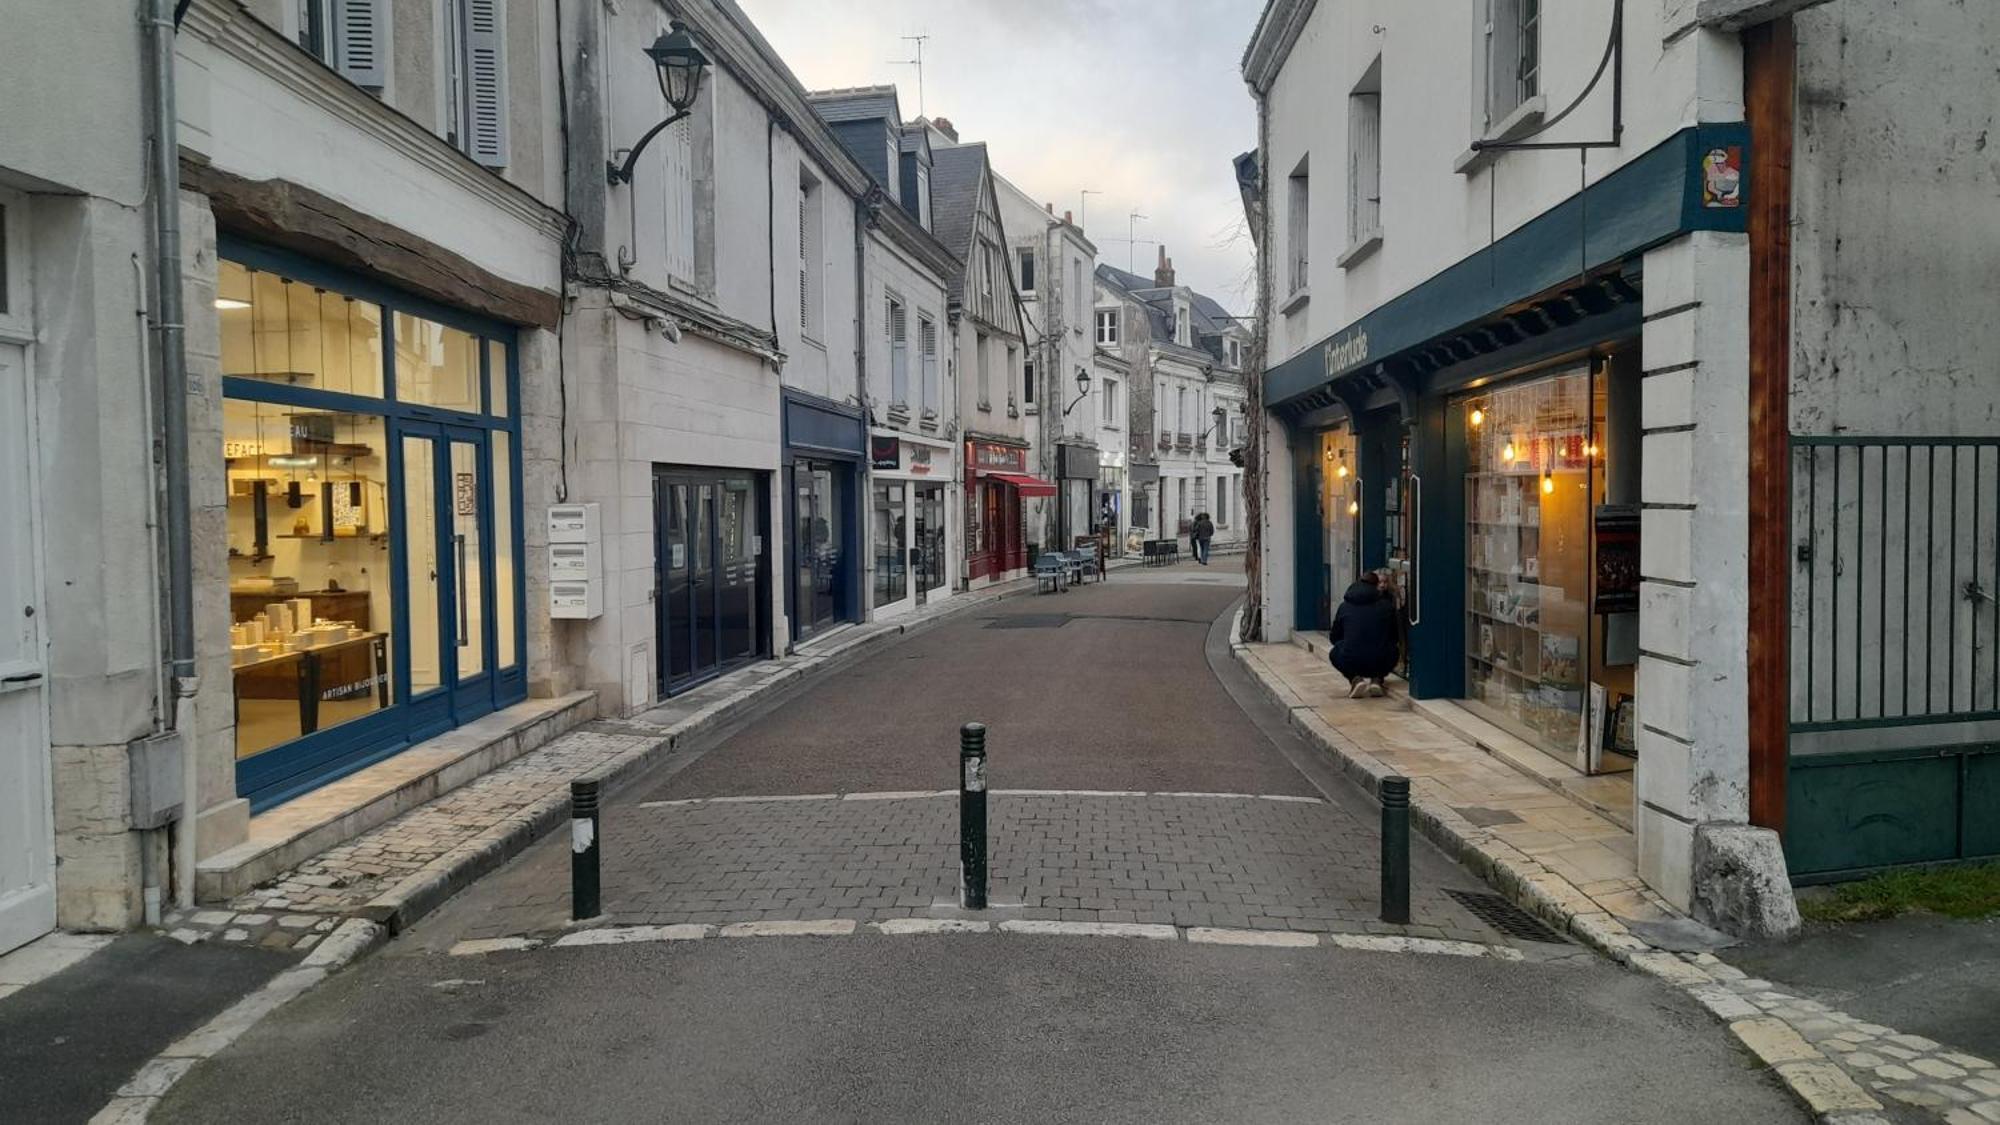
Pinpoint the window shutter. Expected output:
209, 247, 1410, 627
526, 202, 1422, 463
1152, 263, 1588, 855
920, 318, 937, 414
332, 0, 386, 89
890, 301, 909, 405
798, 195, 809, 332
462, 0, 509, 167
663, 117, 695, 280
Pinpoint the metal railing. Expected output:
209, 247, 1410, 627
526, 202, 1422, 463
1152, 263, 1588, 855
1791, 436, 2000, 730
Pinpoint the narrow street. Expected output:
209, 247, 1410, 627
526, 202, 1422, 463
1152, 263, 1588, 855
153, 567, 1800, 1124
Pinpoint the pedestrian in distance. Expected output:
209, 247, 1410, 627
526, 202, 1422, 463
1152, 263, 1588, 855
1329, 571, 1399, 698
1193, 511, 1215, 565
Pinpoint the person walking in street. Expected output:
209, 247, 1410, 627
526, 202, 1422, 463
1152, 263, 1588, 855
1330, 571, 1399, 698
1192, 511, 1215, 565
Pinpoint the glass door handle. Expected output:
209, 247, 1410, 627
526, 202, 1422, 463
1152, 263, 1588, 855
1407, 473, 1422, 626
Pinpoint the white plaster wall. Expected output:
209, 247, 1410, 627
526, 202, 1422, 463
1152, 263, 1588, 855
175, 13, 562, 297
774, 133, 859, 406
565, 301, 783, 714
1262, 0, 1742, 366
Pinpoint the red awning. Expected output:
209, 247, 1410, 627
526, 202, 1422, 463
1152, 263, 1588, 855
988, 472, 1057, 498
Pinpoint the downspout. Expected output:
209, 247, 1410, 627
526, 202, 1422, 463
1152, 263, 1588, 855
853, 193, 871, 622
146, 0, 196, 917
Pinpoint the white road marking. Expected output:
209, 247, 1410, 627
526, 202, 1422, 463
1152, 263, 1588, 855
553, 924, 711, 947
997, 920, 1179, 940
1257, 794, 1325, 803
718, 919, 857, 938
705, 793, 841, 803
1186, 928, 1320, 948
639, 789, 1325, 808
448, 937, 543, 956
1325, 934, 1523, 959
992, 789, 1148, 798
872, 918, 992, 935
842, 790, 956, 801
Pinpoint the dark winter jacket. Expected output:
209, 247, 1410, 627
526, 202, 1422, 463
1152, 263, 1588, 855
1193, 516, 1215, 542
1329, 581, 1399, 680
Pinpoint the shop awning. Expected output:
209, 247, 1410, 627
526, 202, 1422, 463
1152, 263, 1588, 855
989, 472, 1057, 498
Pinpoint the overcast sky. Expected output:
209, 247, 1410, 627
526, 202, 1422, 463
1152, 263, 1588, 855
736, 0, 1263, 311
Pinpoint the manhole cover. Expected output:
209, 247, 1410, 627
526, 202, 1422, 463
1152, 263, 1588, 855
1443, 889, 1570, 944
984, 614, 1071, 629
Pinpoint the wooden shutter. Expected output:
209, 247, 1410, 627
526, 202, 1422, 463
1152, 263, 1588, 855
332, 0, 386, 89
798, 194, 809, 333
890, 300, 909, 406
1348, 93, 1381, 241
462, 0, 509, 167
919, 318, 937, 414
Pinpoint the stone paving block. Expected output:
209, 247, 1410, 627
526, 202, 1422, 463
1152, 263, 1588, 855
1773, 1060, 1883, 1114
1732, 1017, 1823, 1066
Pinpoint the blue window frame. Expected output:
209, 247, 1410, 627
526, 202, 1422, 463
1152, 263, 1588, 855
219, 239, 526, 810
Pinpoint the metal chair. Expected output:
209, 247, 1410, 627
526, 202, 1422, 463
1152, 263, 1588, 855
1031, 552, 1070, 594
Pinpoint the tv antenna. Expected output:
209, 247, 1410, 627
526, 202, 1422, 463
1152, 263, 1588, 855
889, 34, 931, 116
1078, 189, 1100, 232
1128, 210, 1148, 273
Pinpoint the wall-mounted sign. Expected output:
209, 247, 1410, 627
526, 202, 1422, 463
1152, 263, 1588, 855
1323, 328, 1370, 377
454, 472, 478, 516
909, 446, 933, 475
968, 441, 1027, 474
1702, 146, 1742, 208
1593, 503, 1640, 613
871, 434, 900, 470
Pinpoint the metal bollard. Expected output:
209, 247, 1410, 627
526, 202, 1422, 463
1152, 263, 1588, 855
959, 722, 988, 909
571, 778, 601, 921
1379, 775, 1411, 924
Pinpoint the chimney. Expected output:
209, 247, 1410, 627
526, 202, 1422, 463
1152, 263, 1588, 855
1046, 202, 1054, 213
1063, 210, 1073, 225
1154, 245, 1176, 288
931, 116, 958, 142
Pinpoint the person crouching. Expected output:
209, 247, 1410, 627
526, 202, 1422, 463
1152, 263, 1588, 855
1329, 572, 1399, 698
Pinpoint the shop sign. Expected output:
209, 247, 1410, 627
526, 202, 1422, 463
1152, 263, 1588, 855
909, 446, 933, 475
1323, 328, 1370, 377
454, 471, 478, 515
1593, 504, 1640, 613
1059, 444, 1100, 480
1701, 146, 1743, 208
968, 441, 1026, 474
870, 434, 900, 471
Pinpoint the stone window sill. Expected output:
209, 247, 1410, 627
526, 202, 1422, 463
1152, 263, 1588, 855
1337, 233, 1382, 270
1454, 96, 1548, 176
1279, 287, 1311, 317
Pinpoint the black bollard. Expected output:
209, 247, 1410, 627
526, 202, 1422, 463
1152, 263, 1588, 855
1380, 775, 1411, 924
959, 722, 988, 909
571, 778, 601, 921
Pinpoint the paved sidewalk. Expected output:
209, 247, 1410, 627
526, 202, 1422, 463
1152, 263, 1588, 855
419, 790, 1496, 947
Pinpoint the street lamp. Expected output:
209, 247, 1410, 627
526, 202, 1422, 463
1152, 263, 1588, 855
1062, 365, 1093, 416
606, 22, 711, 186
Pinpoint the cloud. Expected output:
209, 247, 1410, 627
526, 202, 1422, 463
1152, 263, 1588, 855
735, 0, 1262, 308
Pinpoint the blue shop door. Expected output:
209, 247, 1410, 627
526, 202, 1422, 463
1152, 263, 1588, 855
398, 423, 500, 738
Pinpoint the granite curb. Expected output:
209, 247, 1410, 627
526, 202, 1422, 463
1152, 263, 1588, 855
1227, 613, 1890, 1124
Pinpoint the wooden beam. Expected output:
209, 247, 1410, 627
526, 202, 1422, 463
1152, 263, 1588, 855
180, 157, 562, 329
1698, 0, 1834, 32
1744, 17, 1795, 833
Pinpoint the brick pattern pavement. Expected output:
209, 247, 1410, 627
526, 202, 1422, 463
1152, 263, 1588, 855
443, 792, 1500, 946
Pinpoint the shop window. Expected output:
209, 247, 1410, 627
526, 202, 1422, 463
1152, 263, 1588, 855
873, 481, 908, 607
393, 312, 480, 411
219, 260, 385, 399
485, 339, 509, 417
224, 400, 394, 761
1461, 366, 1607, 761
492, 430, 517, 670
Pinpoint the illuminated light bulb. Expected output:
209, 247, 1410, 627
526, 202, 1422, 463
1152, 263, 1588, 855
1542, 473, 1555, 495
1347, 499, 1360, 515
1585, 443, 1599, 457
1336, 463, 1349, 479
214, 297, 252, 310
1469, 407, 1485, 427
1502, 442, 1517, 463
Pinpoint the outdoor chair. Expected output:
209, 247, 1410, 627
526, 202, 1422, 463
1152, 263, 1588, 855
1031, 552, 1070, 594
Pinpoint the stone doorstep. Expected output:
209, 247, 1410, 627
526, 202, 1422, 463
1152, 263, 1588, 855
194, 692, 598, 902
1408, 696, 1637, 833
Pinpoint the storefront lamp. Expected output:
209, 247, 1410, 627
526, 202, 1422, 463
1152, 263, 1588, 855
1502, 441, 1517, 463
1347, 498, 1360, 516
1469, 406, 1485, 427
1542, 472, 1555, 495
607, 22, 711, 186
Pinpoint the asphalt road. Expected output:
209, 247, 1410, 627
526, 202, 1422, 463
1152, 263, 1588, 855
155, 936, 1800, 1124
149, 568, 1804, 1122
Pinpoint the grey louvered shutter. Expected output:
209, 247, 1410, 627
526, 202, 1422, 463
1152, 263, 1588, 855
463, 0, 509, 167
332, 0, 386, 89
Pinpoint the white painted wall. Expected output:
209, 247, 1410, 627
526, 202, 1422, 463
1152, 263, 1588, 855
1262, 0, 1742, 368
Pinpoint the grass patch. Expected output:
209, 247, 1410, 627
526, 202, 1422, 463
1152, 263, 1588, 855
1799, 862, 2000, 924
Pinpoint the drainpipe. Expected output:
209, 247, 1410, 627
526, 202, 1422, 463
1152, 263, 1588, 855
146, 0, 197, 915
852, 192, 871, 619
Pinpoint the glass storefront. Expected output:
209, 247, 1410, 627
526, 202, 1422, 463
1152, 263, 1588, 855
914, 483, 948, 598
219, 251, 523, 807
655, 469, 766, 694
873, 480, 908, 608
1459, 366, 1605, 760
793, 460, 848, 639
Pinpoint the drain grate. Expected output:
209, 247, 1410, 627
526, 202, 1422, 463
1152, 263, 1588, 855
984, 614, 1071, 629
1443, 889, 1570, 944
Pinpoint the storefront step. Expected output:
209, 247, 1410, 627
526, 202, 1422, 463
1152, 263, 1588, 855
1407, 698, 1636, 833
195, 692, 599, 902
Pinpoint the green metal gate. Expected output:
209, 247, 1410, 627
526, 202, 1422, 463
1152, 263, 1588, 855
1786, 436, 2000, 881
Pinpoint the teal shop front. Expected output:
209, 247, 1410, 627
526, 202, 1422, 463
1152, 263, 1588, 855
217, 241, 526, 811
1269, 124, 1747, 776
